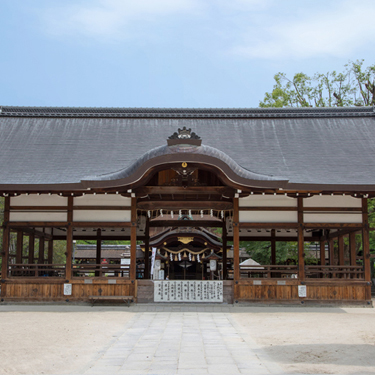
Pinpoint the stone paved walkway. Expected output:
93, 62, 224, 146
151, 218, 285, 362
82, 305, 284, 375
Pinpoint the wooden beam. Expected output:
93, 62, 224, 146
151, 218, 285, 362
298, 197, 305, 281
130, 197, 137, 281
144, 217, 150, 279
271, 229, 276, 265
1, 196, 10, 285
320, 239, 326, 266
28, 233, 35, 265
222, 222, 228, 280
233, 197, 240, 282
135, 186, 235, 196
338, 235, 345, 266
96, 229, 102, 277
349, 232, 357, 266
329, 238, 335, 266
38, 235, 45, 264
137, 201, 233, 211
47, 237, 53, 265
65, 197, 73, 280
362, 198, 371, 299
16, 231, 23, 264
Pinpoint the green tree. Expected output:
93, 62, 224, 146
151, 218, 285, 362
260, 60, 375, 108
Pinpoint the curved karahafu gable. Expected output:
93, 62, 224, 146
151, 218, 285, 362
0, 105, 375, 191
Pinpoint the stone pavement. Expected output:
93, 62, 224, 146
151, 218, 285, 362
81, 304, 284, 375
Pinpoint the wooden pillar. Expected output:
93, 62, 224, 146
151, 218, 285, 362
47, 229, 53, 265
1, 196, 10, 287
144, 217, 150, 279
271, 229, 276, 265
65, 196, 73, 280
329, 239, 335, 266
28, 233, 35, 264
96, 228, 102, 277
349, 232, 357, 266
297, 197, 305, 281
338, 235, 345, 266
16, 231, 23, 264
130, 197, 137, 281
38, 236, 45, 264
362, 198, 371, 300
320, 239, 326, 266
233, 196, 240, 282
222, 222, 228, 280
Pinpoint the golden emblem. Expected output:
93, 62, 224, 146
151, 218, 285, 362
178, 237, 194, 244
182, 162, 187, 168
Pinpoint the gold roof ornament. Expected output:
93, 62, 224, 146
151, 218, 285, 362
178, 237, 194, 244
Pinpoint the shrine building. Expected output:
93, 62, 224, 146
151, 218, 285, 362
0, 105, 374, 304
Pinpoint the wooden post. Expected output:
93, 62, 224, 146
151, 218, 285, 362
47, 229, 53, 265
28, 233, 35, 264
96, 228, 102, 277
130, 197, 137, 281
297, 197, 305, 281
1, 196, 10, 287
233, 196, 240, 282
65, 196, 73, 280
349, 232, 356, 266
320, 239, 326, 266
38, 236, 45, 264
362, 198, 371, 300
222, 222, 228, 280
338, 235, 344, 266
329, 239, 335, 266
16, 231, 23, 264
271, 229, 276, 265
144, 217, 150, 279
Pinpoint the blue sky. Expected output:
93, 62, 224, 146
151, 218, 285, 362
1, 0, 375, 108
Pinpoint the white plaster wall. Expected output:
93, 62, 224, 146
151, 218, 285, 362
73, 210, 131, 222
74, 195, 131, 206
239, 195, 296, 207
239, 211, 297, 223
10, 195, 67, 206
303, 195, 362, 208
304, 213, 362, 223
9, 212, 67, 222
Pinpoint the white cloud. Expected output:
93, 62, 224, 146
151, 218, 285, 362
43, 0, 202, 41
231, 0, 375, 59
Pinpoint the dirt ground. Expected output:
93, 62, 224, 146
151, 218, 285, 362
231, 305, 375, 374
0, 304, 374, 374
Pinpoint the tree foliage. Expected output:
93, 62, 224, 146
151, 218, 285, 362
260, 60, 375, 108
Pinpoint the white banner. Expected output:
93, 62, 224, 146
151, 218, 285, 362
154, 281, 223, 303
150, 247, 157, 276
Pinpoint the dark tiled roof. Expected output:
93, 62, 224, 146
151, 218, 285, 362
0, 105, 374, 118
1, 106, 375, 190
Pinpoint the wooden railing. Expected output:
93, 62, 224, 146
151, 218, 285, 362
8, 264, 66, 278
305, 265, 364, 279
240, 265, 298, 279
72, 264, 130, 278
